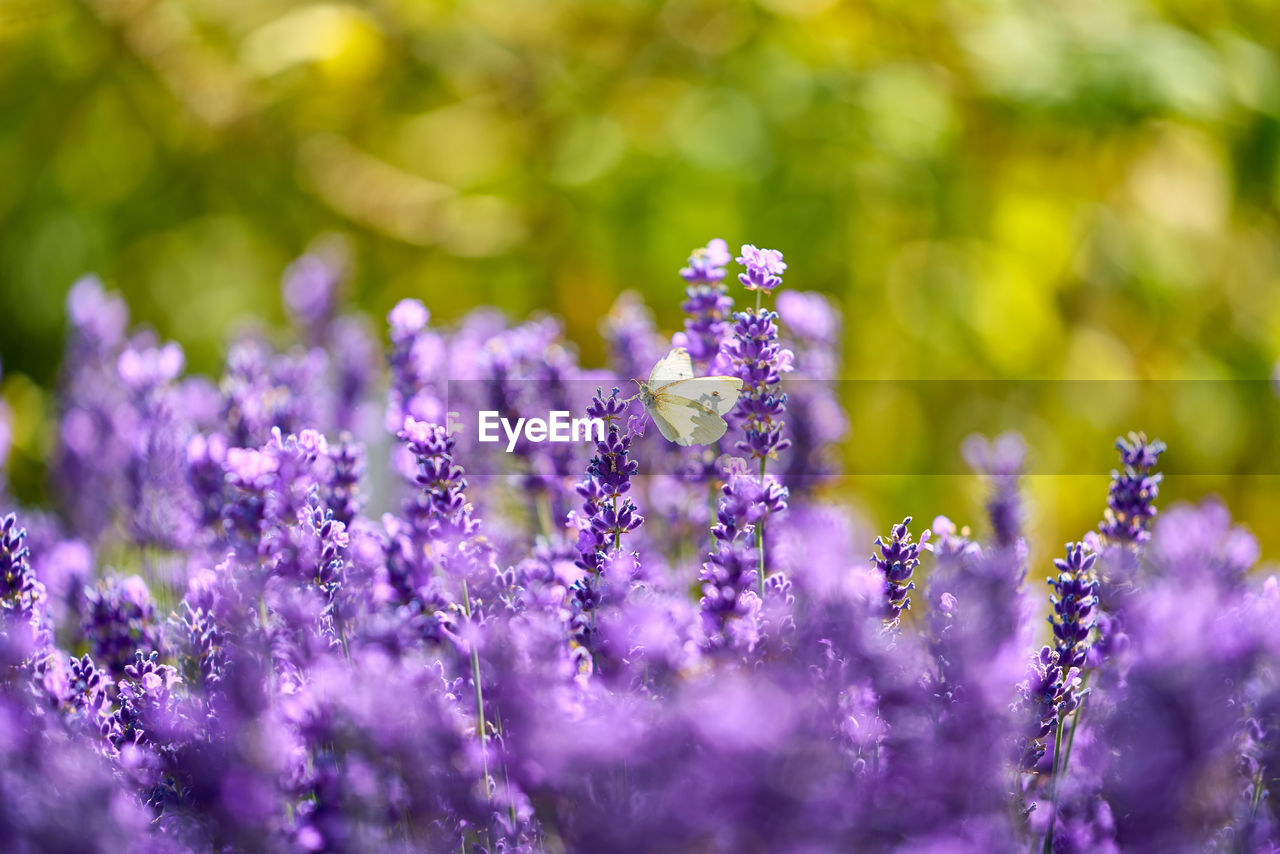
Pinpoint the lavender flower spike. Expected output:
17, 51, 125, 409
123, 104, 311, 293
871, 516, 930, 626
724, 311, 793, 464
0, 512, 49, 659
719, 245, 792, 598
1048, 542, 1098, 674
1014, 646, 1077, 772
674, 238, 735, 366
699, 457, 788, 651
570, 389, 642, 574
1099, 431, 1165, 545
736, 244, 787, 293
962, 431, 1026, 548
680, 237, 731, 284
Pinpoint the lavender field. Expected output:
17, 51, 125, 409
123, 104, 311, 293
0, 240, 1273, 853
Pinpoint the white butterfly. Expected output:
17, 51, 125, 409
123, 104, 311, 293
636, 348, 743, 446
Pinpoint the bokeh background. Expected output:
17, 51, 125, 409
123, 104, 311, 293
3, 0, 1280, 567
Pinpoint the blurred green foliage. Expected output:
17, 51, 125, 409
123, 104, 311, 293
3, 0, 1280, 564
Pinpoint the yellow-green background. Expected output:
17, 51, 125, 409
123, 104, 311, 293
3, 0, 1279, 568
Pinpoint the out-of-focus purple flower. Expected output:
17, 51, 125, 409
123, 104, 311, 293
1099, 432, 1165, 545
1084, 556, 1262, 850
117, 342, 184, 390
603, 292, 666, 386
776, 290, 838, 344
699, 458, 788, 651
83, 574, 162, 680
929, 515, 981, 564
283, 246, 346, 341
1149, 498, 1258, 583
55, 278, 134, 542
776, 290, 846, 491
680, 237, 731, 284
118, 338, 196, 549
66, 275, 128, 349
388, 298, 429, 340
871, 516, 929, 626
467, 315, 583, 525
324, 434, 365, 527
736, 244, 787, 292
386, 299, 447, 440
221, 336, 329, 447
30, 537, 91, 631
963, 432, 1026, 549
673, 239, 735, 366
330, 315, 378, 432
0, 686, 152, 852
1044, 792, 1120, 854
924, 510, 1035, 730
186, 431, 229, 531
225, 447, 279, 491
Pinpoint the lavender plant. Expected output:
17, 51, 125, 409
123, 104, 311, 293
0, 243, 1273, 854
720, 245, 793, 597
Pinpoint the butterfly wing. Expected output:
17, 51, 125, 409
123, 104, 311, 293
648, 348, 694, 388
650, 391, 734, 446
656, 377, 743, 416
647, 401, 690, 444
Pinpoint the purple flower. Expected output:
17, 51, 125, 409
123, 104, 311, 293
776, 290, 838, 344
736, 244, 787, 292
83, 574, 162, 680
117, 338, 196, 549
6, 249, 1280, 853
699, 458, 788, 650
117, 342, 185, 391
603, 291, 665, 386
66, 275, 128, 348
0, 687, 151, 851
283, 247, 346, 341
1099, 431, 1165, 545
0, 512, 49, 661
330, 316, 379, 433
680, 237, 732, 284
673, 239, 735, 366
186, 431, 229, 530
220, 337, 329, 447
566, 390, 643, 672
388, 298, 429, 340
775, 291, 846, 491
963, 432, 1026, 549
722, 309, 794, 462
225, 446, 279, 490
397, 417, 492, 591
1048, 542, 1099, 674
570, 390, 642, 571
55, 279, 134, 542
324, 434, 365, 526
1013, 646, 1078, 772
871, 516, 929, 625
